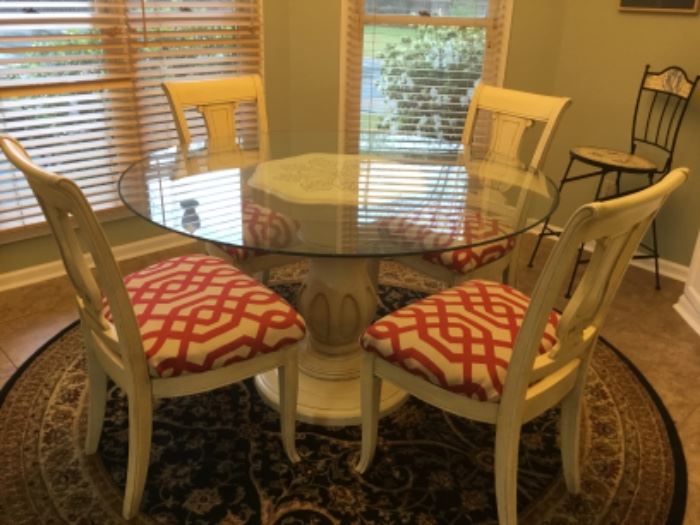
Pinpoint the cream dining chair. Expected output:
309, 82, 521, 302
162, 74, 300, 282
356, 166, 688, 525
0, 135, 306, 519
382, 84, 571, 287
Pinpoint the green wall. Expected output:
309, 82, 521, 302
264, 0, 340, 132
0, 217, 167, 273
3, 0, 698, 273
264, 0, 341, 154
0, 0, 342, 274
506, 0, 700, 265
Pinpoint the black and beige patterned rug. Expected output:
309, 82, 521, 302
0, 277, 687, 524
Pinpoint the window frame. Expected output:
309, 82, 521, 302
339, 0, 513, 153
0, 0, 264, 244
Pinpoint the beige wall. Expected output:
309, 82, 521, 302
506, 0, 700, 265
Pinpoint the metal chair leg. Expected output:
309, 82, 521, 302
527, 216, 551, 268
651, 218, 661, 290
565, 243, 585, 299
592, 169, 609, 201
645, 173, 661, 290
528, 156, 576, 268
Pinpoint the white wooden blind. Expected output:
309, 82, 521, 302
125, 0, 263, 153
340, 0, 365, 154
341, 0, 511, 155
0, 0, 262, 237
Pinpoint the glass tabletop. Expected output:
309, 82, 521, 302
118, 132, 559, 258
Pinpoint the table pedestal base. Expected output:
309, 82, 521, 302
255, 367, 407, 427
256, 257, 408, 425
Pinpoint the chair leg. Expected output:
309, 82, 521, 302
356, 353, 381, 474
494, 424, 522, 525
122, 393, 153, 520
592, 169, 608, 202
641, 172, 661, 290
84, 345, 107, 455
650, 218, 661, 290
503, 264, 516, 288
278, 349, 300, 463
527, 218, 549, 268
614, 170, 622, 196
564, 167, 609, 298
528, 156, 576, 268
565, 243, 586, 298
560, 351, 593, 494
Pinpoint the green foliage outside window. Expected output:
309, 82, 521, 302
375, 25, 484, 141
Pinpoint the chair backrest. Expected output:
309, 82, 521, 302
630, 65, 698, 174
0, 135, 149, 384
162, 74, 270, 158
502, 166, 688, 408
461, 84, 571, 170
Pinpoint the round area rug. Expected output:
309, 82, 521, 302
0, 280, 686, 525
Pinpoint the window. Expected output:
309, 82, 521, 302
340, 0, 512, 155
0, 0, 262, 239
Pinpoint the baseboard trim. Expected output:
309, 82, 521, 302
630, 256, 688, 283
0, 233, 196, 293
674, 288, 700, 336
529, 226, 688, 283
1, 227, 690, 292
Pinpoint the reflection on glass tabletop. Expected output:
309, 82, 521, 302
118, 132, 558, 258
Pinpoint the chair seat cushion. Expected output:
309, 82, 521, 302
361, 280, 559, 402
379, 212, 516, 274
103, 254, 305, 378
571, 146, 656, 173
218, 201, 299, 263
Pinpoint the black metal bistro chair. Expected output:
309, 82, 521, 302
528, 65, 698, 294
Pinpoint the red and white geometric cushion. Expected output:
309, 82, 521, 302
361, 280, 559, 402
103, 254, 305, 378
220, 245, 256, 263
219, 201, 300, 262
378, 211, 516, 275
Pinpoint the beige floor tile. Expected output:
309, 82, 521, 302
686, 477, 700, 525
0, 305, 78, 368
680, 407, 700, 487
0, 350, 17, 390
0, 275, 74, 324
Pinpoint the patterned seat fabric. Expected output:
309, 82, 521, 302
378, 211, 516, 274
361, 280, 559, 402
103, 254, 305, 378
219, 201, 300, 262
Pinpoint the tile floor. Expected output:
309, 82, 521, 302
0, 237, 698, 524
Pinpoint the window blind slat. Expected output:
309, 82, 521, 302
0, 0, 263, 235
342, 0, 509, 156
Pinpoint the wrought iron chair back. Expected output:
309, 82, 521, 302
630, 65, 699, 174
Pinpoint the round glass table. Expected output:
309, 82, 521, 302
119, 133, 558, 425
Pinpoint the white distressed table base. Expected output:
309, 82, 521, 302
255, 367, 407, 426
256, 257, 410, 425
